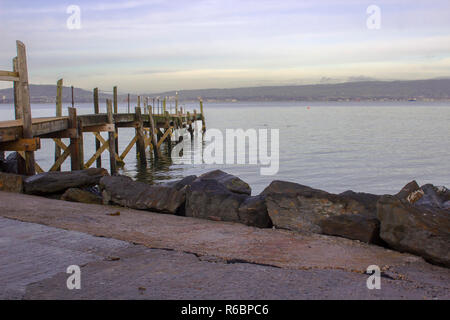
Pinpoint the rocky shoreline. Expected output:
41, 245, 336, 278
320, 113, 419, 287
0, 166, 449, 268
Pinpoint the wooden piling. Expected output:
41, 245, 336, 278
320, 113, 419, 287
54, 79, 63, 171
71, 86, 74, 108
16, 41, 35, 175
127, 93, 130, 113
113, 86, 119, 153
93, 88, 101, 168
12, 56, 26, 174
134, 106, 146, 165
200, 98, 206, 133
106, 100, 117, 175
147, 105, 160, 158
68, 107, 80, 171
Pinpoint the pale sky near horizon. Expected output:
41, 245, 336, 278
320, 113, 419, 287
0, 0, 450, 93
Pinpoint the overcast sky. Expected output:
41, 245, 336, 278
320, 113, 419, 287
0, 0, 450, 93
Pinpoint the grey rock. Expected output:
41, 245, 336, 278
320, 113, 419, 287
185, 178, 247, 223
198, 170, 251, 195
377, 194, 450, 267
99, 175, 187, 214
61, 188, 103, 205
24, 168, 109, 195
262, 180, 381, 243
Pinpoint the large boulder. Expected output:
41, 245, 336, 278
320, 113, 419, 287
261, 181, 381, 243
99, 175, 189, 214
0, 152, 20, 174
23, 168, 109, 195
61, 187, 103, 204
198, 170, 251, 195
185, 171, 270, 228
377, 181, 450, 267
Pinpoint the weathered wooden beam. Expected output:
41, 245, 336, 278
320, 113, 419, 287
84, 137, 109, 169
200, 98, 206, 133
120, 135, 138, 161
83, 124, 115, 132
93, 87, 101, 168
68, 107, 81, 171
54, 79, 63, 171
157, 127, 172, 149
147, 106, 160, 158
49, 147, 71, 172
0, 138, 40, 151
107, 100, 117, 175
39, 128, 77, 139
113, 86, 119, 153
16, 40, 35, 176
134, 106, 146, 165
0, 70, 19, 82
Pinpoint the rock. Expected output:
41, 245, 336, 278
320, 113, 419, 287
23, 168, 109, 195
163, 175, 197, 190
198, 170, 251, 195
339, 190, 381, 213
238, 195, 272, 228
0, 172, 24, 193
395, 180, 420, 200
415, 184, 444, 208
377, 194, 450, 267
185, 172, 269, 227
398, 181, 450, 209
61, 188, 103, 204
318, 215, 380, 244
262, 181, 381, 243
185, 178, 247, 222
99, 175, 187, 214
0, 152, 20, 174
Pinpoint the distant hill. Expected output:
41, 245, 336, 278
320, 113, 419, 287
0, 79, 449, 104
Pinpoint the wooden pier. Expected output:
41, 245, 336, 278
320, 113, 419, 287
0, 41, 206, 176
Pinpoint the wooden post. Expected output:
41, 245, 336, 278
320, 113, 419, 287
148, 105, 160, 158
163, 97, 167, 114
93, 88, 101, 168
71, 86, 74, 108
16, 41, 35, 175
12, 56, 26, 174
134, 106, 146, 165
175, 92, 179, 114
68, 107, 80, 171
127, 93, 130, 113
54, 79, 63, 171
200, 98, 206, 133
137, 96, 141, 109
106, 100, 117, 175
193, 109, 198, 136
164, 111, 172, 152
187, 111, 193, 139
113, 86, 119, 153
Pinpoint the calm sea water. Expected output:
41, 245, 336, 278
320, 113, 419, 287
1, 101, 449, 195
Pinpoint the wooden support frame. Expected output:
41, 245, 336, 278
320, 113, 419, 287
0, 138, 40, 152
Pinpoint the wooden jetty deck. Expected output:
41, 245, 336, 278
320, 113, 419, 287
0, 41, 206, 176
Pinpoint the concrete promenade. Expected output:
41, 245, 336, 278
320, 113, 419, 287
0, 191, 449, 299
